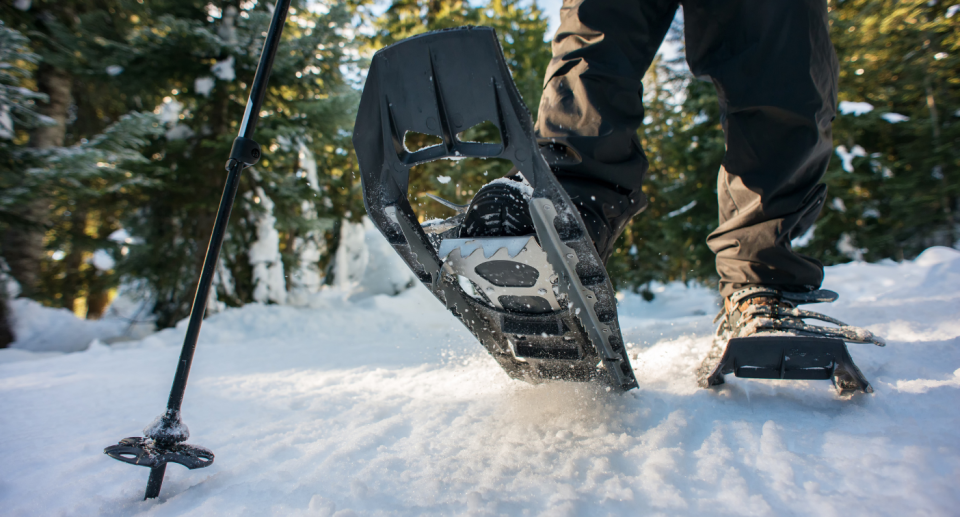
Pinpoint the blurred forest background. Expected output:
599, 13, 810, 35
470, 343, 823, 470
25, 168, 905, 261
0, 0, 957, 345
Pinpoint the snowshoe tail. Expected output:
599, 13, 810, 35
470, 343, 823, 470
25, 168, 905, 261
697, 336, 873, 395
353, 27, 637, 390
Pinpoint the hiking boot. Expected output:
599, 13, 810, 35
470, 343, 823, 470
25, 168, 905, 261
459, 173, 535, 238
715, 286, 885, 345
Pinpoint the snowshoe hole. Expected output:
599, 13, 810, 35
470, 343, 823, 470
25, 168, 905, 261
456, 120, 501, 145
407, 157, 515, 221
403, 131, 443, 152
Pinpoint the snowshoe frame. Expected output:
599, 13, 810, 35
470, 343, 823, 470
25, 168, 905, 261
698, 336, 874, 395
354, 27, 637, 390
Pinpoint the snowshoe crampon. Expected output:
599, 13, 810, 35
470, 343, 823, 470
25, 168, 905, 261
353, 27, 637, 390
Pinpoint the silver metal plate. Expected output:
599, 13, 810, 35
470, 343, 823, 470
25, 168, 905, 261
439, 236, 561, 312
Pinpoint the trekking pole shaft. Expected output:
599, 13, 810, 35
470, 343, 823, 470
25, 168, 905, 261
165, 159, 244, 411
164, 0, 291, 412
144, 464, 167, 500
239, 0, 291, 139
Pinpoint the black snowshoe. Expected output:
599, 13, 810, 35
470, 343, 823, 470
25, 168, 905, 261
697, 286, 885, 394
353, 27, 637, 390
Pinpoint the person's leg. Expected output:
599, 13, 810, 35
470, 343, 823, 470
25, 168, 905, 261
535, 0, 679, 263
682, 0, 839, 297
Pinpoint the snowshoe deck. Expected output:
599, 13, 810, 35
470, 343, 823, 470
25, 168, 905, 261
698, 336, 873, 395
354, 27, 637, 390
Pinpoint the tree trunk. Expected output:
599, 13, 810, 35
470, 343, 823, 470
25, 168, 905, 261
86, 286, 111, 319
0, 64, 72, 298
0, 296, 14, 348
61, 210, 88, 313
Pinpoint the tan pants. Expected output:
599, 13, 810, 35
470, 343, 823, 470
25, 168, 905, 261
535, 0, 838, 296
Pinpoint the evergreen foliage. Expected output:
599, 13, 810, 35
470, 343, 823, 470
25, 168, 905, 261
0, 21, 48, 227
606, 32, 726, 295
0, 20, 48, 347
3, 0, 364, 328
806, 0, 958, 263
2, 0, 955, 330
0, 14, 160, 325
607, 2, 958, 295
110, 0, 361, 327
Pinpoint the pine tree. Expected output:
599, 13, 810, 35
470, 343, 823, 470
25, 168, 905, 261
105, 0, 362, 327
606, 1, 959, 295
798, 0, 959, 263
0, 21, 48, 346
1, 0, 163, 317
604, 49, 725, 296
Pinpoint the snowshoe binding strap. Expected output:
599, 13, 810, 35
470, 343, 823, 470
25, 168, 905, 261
720, 286, 885, 346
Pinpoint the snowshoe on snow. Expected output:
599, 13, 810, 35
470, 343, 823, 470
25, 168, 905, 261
353, 27, 637, 390
697, 286, 885, 394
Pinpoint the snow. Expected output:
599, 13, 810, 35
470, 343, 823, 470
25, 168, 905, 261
489, 175, 534, 198
108, 228, 144, 247
831, 197, 847, 212
194, 76, 215, 97
144, 409, 191, 442
164, 124, 195, 141
108, 228, 132, 243
217, 6, 239, 45
248, 187, 287, 305
835, 145, 866, 173
1, 247, 959, 515
157, 98, 183, 125
0, 104, 12, 139
5, 298, 129, 353
881, 112, 909, 123
838, 101, 874, 116
666, 200, 697, 218
288, 143, 326, 305
90, 249, 116, 271
790, 223, 815, 248
837, 233, 865, 261
106, 65, 124, 76
211, 56, 236, 82
333, 217, 416, 299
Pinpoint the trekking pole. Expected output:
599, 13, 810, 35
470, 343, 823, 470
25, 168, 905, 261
104, 0, 291, 500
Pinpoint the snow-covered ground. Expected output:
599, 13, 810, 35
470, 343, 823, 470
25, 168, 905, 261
1, 247, 959, 516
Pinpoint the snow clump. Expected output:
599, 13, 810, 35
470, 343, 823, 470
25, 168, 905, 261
194, 76, 216, 97
881, 112, 909, 123
835, 145, 866, 172
211, 56, 236, 82
838, 101, 874, 116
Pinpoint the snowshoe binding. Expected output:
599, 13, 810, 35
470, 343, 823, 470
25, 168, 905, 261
697, 286, 885, 394
353, 27, 637, 390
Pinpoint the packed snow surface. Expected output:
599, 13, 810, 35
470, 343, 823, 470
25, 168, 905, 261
2, 248, 959, 516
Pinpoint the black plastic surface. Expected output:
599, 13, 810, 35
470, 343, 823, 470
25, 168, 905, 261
104, 437, 214, 470
353, 27, 637, 389
227, 136, 262, 168
702, 336, 873, 394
